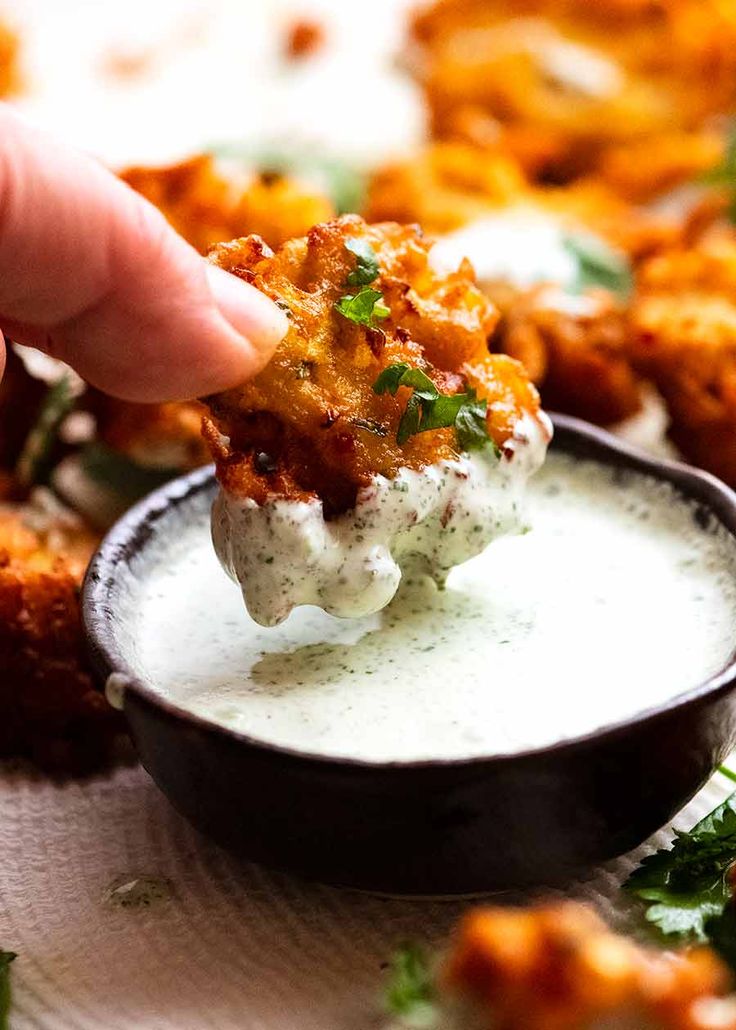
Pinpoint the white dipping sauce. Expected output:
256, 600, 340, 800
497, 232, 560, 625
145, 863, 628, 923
125, 452, 736, 763
212, 413, 549, 627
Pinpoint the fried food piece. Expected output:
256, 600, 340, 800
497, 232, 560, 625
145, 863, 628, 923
445, 902, 736, 1029
409, 0, 736, 197
0, 20, 19, 97
120, 154, 335, 254
0, 498, 119, 773
204, 215, 541, 516
366, 142, 675, 258
499, 291, 641, 424
204, 216, 548, 625
630, 233, 736, 487
367, 142, 654, 424
87, 392, 209, 471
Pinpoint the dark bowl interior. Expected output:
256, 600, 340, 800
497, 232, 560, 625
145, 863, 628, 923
83, 414, 736, 893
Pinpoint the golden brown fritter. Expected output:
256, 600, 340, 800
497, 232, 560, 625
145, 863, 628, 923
0, 501, 120, 773
365, 143, 676, 259
409, 0, 736, 198
630, 232, 736, 487
0, 20, 19, 97
120, 153, 335, 254
367, 142, 656, 425
445, 902, 736, 1030
86, 392, 209, 471
203, 216, 541, 517
498, 292, 642, 425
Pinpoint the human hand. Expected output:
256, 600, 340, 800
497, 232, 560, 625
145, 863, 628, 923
0, 106, 287, 401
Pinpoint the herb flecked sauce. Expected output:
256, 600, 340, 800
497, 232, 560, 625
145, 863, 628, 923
125, 453, 736, 762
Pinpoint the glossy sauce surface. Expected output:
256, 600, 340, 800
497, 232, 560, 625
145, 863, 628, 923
125, 453, 736, 762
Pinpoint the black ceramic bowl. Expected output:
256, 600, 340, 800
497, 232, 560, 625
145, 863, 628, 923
83, 414, 736, 894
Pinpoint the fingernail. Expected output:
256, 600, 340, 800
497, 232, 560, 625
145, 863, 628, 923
206, 264, 288, 354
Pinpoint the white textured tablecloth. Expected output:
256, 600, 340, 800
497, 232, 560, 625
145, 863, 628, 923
1, 758, 733, 1030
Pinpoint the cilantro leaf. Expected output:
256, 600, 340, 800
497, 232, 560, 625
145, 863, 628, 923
563, 232, 633, 300
335, 288, 390, 328
384, 944, 437, 1028
345, 238, 380, 286
0, 950, 17, 1030
373, 362, 497, 454
625, 792, 736, 945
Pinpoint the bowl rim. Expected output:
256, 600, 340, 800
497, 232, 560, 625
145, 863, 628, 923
82, 412, 736, 772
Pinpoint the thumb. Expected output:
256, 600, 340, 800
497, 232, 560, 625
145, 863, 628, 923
0, 106, 287, 402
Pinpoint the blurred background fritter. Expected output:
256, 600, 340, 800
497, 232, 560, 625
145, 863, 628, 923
631, 230, 736, 488
0, 496, 120, 773
443, 901, 736, 1029
408, 0, 736, 198
204, 215, 540, 518
120, 154, 335, 254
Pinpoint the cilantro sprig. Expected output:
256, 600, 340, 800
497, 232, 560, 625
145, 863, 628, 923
0, 950, 17, 1030
373, 362, 497, 453
563, 232, 633, 301
384, 944, 438, 1028
625, 790, 736, 968
335, 239, 390, 328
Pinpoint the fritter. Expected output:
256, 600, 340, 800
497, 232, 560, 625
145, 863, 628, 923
0, 498, 120, 773
500, 290, 642, 425
203, 215, 542, 517
445, 902, 736, 1030
630, 232, 736, 487
120, 153, 335, 254
408, 0, 736, 198
203, 215, 549, 625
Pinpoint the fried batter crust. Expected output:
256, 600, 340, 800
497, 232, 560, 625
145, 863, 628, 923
631, 234, 736, 487
203, 216, 541, 517
121, 154, 335, 254
445, 902, 736, 1030
498, 293, 641, 425
0, 504, 119, 773
409, 0, 736, 197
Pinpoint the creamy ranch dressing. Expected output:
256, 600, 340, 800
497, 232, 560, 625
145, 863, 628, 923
212, 412, 550, 627
126, 452, 736, 762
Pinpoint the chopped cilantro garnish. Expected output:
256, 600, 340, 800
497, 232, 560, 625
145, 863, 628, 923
335, 287, 390, 328
373, 362, 498, 453
384, 944, 437, 1028
0, 950, 17, 1030
345, 238, 380, 286
563, 232, 633, 300
625, 791, 736, 969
